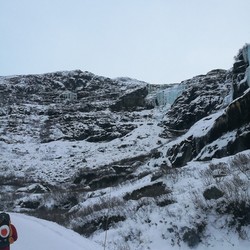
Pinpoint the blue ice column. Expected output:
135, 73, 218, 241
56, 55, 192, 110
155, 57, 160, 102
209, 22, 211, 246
155, 84, 185, 106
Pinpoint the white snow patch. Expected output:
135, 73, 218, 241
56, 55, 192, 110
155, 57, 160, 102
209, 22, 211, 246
10, 213, 103, 250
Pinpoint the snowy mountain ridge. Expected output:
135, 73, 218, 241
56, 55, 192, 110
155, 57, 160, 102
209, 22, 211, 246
1, 44, 250, 249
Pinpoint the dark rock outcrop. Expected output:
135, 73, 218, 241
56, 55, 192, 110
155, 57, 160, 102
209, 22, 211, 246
110, 87, 149, 111
232, 44, 249, 99
164, 52, 250, 167
167, 89, 250, 167
123, 182, 169, 201
203, 186, 224, 200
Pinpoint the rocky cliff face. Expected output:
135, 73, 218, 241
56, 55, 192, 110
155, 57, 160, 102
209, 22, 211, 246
163, 45, 250, 168
0, 71, 152, 144
1, 45, 250, 249
162, 69, 231, 131
232, 44, 250, 98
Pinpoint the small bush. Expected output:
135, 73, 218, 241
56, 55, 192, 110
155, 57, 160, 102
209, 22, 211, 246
182, 227, 201, 248
71, 196, 124, 218
74, 214, 126, 237
230, 153, 250, 180
217, 200, 250, 232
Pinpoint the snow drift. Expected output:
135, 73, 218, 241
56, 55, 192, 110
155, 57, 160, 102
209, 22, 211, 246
10, 213, 102, 250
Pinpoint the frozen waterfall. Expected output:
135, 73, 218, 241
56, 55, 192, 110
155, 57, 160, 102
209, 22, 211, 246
156, 84, 185, 106
147, 83, 185, 107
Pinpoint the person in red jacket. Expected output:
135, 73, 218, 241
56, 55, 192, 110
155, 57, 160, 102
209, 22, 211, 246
0, 213, 18, 250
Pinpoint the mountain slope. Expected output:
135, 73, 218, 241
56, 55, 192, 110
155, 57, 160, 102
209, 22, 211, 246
0, 44, 250, 249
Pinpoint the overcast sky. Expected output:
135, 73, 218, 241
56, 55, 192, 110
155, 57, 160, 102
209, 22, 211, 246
1, 0, 250, 84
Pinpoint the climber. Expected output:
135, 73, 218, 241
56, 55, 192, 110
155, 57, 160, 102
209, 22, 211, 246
0, 213, 18, 250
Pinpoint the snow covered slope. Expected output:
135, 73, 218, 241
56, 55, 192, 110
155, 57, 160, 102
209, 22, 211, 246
9, 211, 250, 250
0, 45, 250, 249
10, 213, 102, 250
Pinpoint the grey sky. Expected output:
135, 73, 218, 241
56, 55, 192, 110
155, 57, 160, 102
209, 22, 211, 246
1, 0, 250, 84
